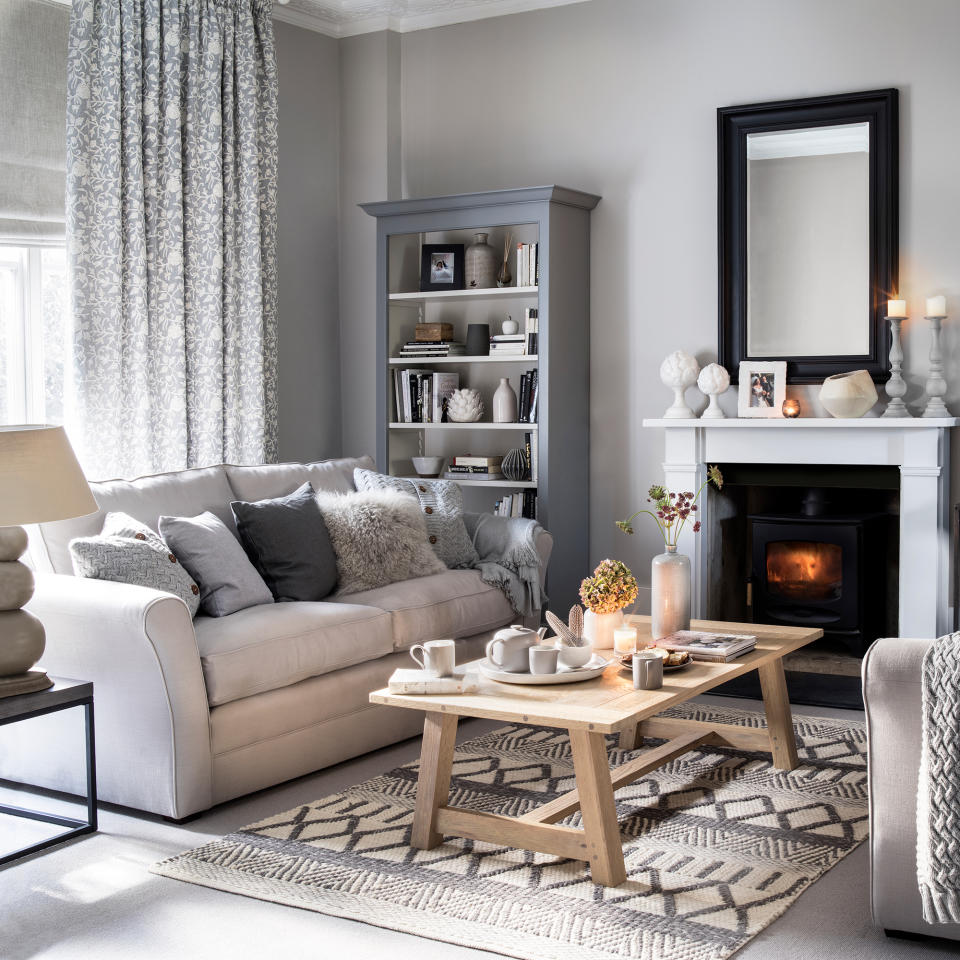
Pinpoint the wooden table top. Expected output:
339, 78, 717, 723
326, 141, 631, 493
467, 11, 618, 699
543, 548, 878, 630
369, 616, 821, 734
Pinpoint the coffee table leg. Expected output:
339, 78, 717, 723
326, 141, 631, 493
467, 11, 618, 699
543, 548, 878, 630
618, 723, 643, 751
759, 659, 800, 770
569, 728, 627, 886
411, 713, 459, 849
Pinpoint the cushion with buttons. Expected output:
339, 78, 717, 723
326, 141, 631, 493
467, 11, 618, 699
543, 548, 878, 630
353, 469, 479, 570
69, 533, 202, 617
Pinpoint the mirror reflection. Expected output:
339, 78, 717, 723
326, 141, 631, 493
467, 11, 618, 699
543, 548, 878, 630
746, 122, 870, 358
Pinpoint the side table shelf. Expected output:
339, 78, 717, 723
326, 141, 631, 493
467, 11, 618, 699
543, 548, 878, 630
0, 678, 97, 867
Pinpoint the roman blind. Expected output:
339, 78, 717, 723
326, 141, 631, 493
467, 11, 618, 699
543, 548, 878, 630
0, 0, 69, 240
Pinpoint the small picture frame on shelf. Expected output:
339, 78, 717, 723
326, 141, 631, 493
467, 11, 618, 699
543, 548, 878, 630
737, 361, 786, 418
420, 244, 465, 291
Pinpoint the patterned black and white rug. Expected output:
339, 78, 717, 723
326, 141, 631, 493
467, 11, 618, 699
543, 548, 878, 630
154, 703, 868, 960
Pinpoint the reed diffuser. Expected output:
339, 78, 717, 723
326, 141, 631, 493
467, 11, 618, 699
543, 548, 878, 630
497, 232, 513, 287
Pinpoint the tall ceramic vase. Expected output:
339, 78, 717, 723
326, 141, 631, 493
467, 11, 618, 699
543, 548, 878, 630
583, 609, 624, 651
651, 545, 690, 640
465, 233, 497, 289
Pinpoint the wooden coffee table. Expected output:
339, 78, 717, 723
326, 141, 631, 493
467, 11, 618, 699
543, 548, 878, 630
369, 616, 821, 887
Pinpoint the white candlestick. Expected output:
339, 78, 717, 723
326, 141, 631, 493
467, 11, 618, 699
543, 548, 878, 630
613, 626, 638, 655
926, 295, 946, 317
887, 299, 907, 319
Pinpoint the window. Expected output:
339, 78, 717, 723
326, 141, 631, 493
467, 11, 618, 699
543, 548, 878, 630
0, 244, 68, 424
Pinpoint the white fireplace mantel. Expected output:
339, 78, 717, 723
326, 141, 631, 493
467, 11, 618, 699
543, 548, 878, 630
642, 417, 959, 639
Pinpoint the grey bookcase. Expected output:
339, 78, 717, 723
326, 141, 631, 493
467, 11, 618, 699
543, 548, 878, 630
361, 186, 600, 611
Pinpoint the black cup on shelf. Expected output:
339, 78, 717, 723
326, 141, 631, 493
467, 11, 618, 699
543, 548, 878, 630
465, 323, 490, 356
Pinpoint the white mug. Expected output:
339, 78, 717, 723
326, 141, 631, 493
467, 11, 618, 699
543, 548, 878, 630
410, 638, 456, 677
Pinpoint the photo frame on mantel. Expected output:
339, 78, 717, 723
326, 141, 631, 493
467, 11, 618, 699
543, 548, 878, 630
718, 89, 898, 384
737, 361, 786, 418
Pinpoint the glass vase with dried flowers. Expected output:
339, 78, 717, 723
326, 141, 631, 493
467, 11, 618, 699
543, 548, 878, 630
578, 559, 639, 650
496, 232, 513, 287
616, 465, 723, 639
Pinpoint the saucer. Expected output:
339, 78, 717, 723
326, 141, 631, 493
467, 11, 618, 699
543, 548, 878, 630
477, 655, 612, 685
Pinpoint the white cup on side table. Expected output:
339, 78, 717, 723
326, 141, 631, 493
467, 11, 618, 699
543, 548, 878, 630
410, 638, 456, 677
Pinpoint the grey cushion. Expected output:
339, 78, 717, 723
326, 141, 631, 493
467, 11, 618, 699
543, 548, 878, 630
231, 482, 338, 602
159, 512, 273, 618
69, 535, 201, 617
353, 468, 479, 570
316, 489, 447, 596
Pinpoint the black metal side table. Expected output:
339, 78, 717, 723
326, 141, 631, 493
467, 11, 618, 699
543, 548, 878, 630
0, 677, 96, 866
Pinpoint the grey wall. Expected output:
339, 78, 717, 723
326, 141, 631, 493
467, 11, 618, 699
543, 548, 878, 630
274, 21, 341, 462
334, 0, 960, 597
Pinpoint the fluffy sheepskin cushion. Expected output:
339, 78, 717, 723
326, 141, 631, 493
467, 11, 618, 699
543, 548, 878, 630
316, 489, 446, 596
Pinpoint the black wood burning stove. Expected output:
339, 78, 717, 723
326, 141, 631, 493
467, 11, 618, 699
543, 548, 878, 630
750, 511, 887, 657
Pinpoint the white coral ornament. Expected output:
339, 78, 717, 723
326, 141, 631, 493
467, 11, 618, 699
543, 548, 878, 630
660, 350, 700, 419
697, 362, 730, 419
447, 388, 484, 423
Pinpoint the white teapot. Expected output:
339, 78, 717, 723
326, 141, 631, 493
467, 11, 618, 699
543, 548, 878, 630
485, 624, 539, 673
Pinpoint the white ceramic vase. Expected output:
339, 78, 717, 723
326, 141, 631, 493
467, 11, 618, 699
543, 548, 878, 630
819, 370, 878, 418
583, 609, 624, 651
651, 545, 691, 640
493, 378, 518, 423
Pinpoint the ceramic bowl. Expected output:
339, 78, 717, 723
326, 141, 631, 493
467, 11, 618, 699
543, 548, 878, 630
555, 643, 593, 669
411, 456, 445, 478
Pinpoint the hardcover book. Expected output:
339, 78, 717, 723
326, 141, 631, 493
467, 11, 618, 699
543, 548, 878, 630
657, 631, 757, 662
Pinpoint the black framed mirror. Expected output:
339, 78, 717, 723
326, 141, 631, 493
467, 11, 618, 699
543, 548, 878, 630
718, 89, 898, 383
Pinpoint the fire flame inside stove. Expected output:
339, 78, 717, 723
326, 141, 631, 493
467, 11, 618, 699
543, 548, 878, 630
766, 541, 842, 602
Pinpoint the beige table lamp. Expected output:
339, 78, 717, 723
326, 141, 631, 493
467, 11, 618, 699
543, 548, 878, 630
0, 425, 97, 697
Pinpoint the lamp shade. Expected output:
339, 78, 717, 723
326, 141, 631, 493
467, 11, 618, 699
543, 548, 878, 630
0, 425, 97, 526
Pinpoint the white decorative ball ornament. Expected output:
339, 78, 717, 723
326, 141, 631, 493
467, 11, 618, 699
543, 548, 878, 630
659, 350, 700, 419
697, 363, 730, 419
447, 388, 484, 423
501, 317, 519, 336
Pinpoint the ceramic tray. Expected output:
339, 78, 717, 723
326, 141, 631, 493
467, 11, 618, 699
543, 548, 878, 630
616, 650, 692, 674
478, 655, 612, 685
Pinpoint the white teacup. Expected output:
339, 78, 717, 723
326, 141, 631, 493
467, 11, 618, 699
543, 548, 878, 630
410, 638, 456, 677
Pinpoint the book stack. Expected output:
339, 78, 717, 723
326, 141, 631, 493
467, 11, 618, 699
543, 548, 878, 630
518, 369, 539, 423
394, 370, 460, 423
658, 631, 757, 662
489, 334, 526, 356
445, 455, 503, 481
524, 430, 538, 482
516, 242, 539, 287
388, 668, 479, 695
399, 340, 466, 358
524, 308, 538, 355
494, 490, 538, 519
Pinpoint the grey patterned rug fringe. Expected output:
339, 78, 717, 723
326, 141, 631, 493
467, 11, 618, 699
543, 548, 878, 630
153, 702, 868, 960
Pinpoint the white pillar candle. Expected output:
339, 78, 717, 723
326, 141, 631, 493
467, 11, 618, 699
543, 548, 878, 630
613, 626, 638, 655
926, 295, 946, 317
887, 299, 907, 318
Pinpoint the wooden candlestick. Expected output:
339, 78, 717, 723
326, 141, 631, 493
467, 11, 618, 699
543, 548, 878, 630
882, 315, 911, 417
921, 314, 951, 418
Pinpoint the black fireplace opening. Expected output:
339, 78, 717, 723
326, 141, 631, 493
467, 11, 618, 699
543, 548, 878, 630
706, 464, 899, 708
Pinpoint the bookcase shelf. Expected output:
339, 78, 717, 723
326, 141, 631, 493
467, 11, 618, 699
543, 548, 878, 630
388, 422, 538, 431
388, 286, 538, 304
389, 355, 539, 365
363, 185, 599, 609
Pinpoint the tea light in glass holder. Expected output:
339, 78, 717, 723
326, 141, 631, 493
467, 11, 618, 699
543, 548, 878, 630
782, 398, 801, 418
613, 626, 638, 655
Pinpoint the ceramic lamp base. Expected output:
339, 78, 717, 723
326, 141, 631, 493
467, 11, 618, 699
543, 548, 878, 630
0, 525, 47, 681
0, 670, 53, 699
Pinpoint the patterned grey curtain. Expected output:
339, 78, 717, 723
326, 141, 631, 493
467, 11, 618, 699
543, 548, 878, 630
66, 0, 278, 479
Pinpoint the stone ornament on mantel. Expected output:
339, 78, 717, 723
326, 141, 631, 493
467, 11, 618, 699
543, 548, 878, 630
697, 363, 730, 419
659, 350, 700, 419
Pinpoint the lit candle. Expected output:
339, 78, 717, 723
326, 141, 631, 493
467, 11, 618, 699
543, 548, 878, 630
926, 295, 947, 317
887, 299, 907, 318
782, 398, 801, 418
613, 626, 638, 655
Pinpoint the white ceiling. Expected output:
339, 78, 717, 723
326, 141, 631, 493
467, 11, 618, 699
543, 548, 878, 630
273, 0, 591, 37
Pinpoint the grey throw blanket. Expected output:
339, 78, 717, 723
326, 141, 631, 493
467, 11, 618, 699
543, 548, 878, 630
464, 512, 545, 617
919, 631, 960, 922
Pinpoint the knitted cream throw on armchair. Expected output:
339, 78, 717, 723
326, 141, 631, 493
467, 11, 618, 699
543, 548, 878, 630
919, 631, 960, 922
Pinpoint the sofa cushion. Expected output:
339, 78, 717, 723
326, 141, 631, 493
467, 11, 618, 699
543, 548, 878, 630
34, 464, 236, 576
231, 482, 338, 602
194, 601, 394, 706
224, 456, 375, 503
335, 569, 513, 651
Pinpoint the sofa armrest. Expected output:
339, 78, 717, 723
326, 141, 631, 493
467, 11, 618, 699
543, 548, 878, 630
861, 636, 960, 938
0, 573, 213, 819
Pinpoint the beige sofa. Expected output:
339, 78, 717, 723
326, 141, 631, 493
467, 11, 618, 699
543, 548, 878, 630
0, 457, 552, 820
863, 637, 960, 941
